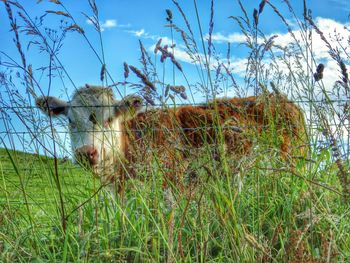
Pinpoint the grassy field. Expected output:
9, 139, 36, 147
1, 0, 350, 261
1, 146, 350, 262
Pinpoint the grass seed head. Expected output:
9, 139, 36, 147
169, 85, 185, 94
100, 64, 106, 82
259, 0, 267, 14
123, 62, 129, 79
166, 9, 173, 23
129, 65, 156, 91
180, 92, 188, 100
165, 84, 170, 97
314, 63, 324, 82
339, 61, 349, 84
154, 38, 162, 54
49, 0, 61, 4
253, 8, 259, 26
64, 24, 84, 34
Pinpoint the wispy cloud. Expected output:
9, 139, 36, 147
86, 18, 131, 31
117, 23, 132, 28
101, 19, 117, 29
128, 28, 146, 37
125, 28, 161, 40
207, 32, 248, 43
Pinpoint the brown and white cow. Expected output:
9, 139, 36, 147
36, 85, 307, 192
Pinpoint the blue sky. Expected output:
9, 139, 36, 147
1, 0, 349, 98
0, 0, 350, 154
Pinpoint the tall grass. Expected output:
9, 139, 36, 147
1, 0, 350, 262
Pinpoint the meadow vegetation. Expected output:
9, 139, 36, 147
1, 0, 350, 261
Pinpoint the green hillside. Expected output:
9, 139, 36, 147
1, 146, 350, 262
0, 148, 94, 225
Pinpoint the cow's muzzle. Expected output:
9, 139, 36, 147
75, 145, 99, 167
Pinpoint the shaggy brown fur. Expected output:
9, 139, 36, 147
119, 93, 307, 189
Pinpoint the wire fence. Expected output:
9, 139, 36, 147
1, 98, 349, 159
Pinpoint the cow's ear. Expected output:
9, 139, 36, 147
36, 96, 69, 116
114, 95, 143, 117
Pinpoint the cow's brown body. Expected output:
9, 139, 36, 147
120, 93, 307, 188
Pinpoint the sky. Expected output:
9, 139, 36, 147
0, 0, 350, 155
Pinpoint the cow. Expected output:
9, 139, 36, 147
36, 85, 307, 193
36, 84, 307, 261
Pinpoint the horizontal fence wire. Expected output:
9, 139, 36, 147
0, 125, 317, 135
1, 99, 350, 110
1, 99, 349, 161
0, 123, 346, 135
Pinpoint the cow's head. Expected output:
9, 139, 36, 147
36, 85, 143, 169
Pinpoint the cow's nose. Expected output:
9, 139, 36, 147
75, 145, 99, 166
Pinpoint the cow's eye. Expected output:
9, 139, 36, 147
89, 112, 98, 124
68, 118, 77, 128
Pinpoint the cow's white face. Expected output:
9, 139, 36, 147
36, 85, 143, 172
67, 90, 120, 168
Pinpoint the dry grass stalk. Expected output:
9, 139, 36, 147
4, 1, 27, 72
27, 64, 36, 99
139, 40, 156, 77
321, 116, 350, 196
64, 24, 84, 34
208, 0, 214, 58
267, 1, 297, 40
171, 0, 195, 39
139, 40, 148, 74
45, 10, 71, 17
304, 15, 335, 57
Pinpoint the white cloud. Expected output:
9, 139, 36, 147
209, 17, 350, 89
86, 18, 130, 31
126, 28, 168, 41
138, 17, 350, 97
101, 19, 117, 29
208, 32, 248, 43
126, 28, 155, 39
134, 29, 145, 37
273, 17, 350, 90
